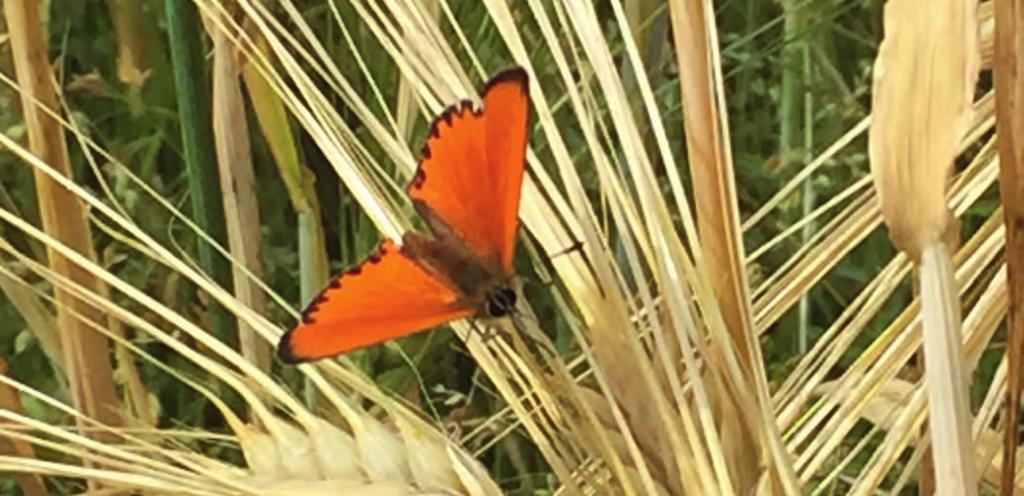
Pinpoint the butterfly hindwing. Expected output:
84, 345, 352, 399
408, 68, 530, 273
277, 240, 474, 363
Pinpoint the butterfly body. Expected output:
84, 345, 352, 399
278, 67, 530, 363
400, 223, 514, 318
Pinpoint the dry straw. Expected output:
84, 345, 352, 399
2, 0, 1017, 493
993, 0, 1024, 493
868, 0, 980, 494
3, 0, 123, 440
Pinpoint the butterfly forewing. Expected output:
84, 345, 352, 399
278, 240, 473, 363
483, 70, 530, 270
408, 68, 530, 273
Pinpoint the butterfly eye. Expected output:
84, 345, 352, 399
486, 287, 517, 317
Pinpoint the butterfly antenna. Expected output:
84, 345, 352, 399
520, 240, 584, 290
525, 239, 606, 299
549, 240, 585, 259
548, 239, 607, 299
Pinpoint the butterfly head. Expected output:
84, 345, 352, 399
485, 286, 517, 318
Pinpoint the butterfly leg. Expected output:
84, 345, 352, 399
466, 318, 505, 345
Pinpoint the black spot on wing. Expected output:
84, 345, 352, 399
483, 66, 528, 97
426, 99, 474, 138
411, 167, 427, 190
299, 289, 331, 324
410, 68, 525, 194
413, 98, 481, 193
277, 328, 304, 364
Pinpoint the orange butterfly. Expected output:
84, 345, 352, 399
277, 68, 530, 363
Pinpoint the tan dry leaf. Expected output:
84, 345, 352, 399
106, 0, 151, 89
205, 8, 271, 373
64, 72, 108, 96
868, 0, 979, 259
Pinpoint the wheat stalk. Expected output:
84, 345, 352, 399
994, 0, 1024, 493
3, 0, 122, 443
868, 0, 981, 493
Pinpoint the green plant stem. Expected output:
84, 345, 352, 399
799, 34, 814, 355
781, 0, 812, 354
164, 0, 236, 344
